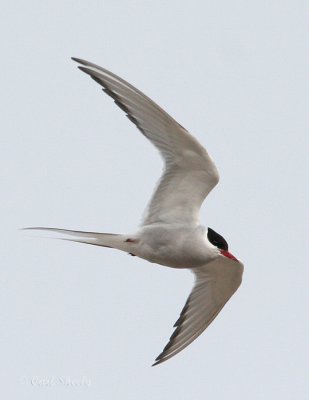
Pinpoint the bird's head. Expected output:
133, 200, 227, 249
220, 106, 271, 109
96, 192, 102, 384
207, 227, 239, 262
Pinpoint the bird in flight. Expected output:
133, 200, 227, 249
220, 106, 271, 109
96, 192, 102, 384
27, 58, 244, 366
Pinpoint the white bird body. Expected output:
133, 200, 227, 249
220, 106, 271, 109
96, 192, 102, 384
26, 58, 244, 366
131, 224, 219, 268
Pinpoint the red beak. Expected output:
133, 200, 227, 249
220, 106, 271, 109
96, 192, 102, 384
220, 249, 239, 262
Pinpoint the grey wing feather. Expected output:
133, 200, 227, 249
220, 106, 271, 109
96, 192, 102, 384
72, 58, 219, 225
153, 257, 244, 366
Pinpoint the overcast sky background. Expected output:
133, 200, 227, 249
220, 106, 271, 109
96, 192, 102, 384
1, 1, 308, 399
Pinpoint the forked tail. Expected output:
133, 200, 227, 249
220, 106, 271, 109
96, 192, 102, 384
23, 227, 132, 252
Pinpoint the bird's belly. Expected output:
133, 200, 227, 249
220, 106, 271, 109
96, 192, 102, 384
140, 250, 208, 269
134, 226, 213, 269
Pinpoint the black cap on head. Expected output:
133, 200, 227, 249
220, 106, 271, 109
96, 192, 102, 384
207, 227, 229, 251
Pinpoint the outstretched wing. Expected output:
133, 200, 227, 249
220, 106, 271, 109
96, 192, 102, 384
153, 256, 244, 366
72, 58, 219, 226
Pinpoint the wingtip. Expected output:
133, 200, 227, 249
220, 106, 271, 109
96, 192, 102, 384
76, 66, 96, 79
71, 57, 90, 67
151, 352, 166, 366
71, 57, 82, 63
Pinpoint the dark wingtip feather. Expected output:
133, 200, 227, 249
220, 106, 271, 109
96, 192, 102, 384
71, 57, 88, 66
152, 359, 163, 367
152, 353, 167, 366
90, 75, 104, 86
150, 295, 192, 366
152, 342, 172, 366
103, 87, 115, 97
77, 66, 92, 75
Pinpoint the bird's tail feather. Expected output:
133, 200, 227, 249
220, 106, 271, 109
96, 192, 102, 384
22, 227, 131, 252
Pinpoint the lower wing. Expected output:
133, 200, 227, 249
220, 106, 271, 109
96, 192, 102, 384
153, 256, 244, 365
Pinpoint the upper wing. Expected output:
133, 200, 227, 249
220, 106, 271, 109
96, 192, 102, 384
153, 256, 244, 366
72, 58, 219, 226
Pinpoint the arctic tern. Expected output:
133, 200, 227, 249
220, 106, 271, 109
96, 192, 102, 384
26, 58, 244, 366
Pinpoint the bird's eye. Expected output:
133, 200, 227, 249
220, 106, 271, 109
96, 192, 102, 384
207, 228, 229, 251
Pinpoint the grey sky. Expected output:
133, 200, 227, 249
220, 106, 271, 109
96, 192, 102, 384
1, 1, 308, 399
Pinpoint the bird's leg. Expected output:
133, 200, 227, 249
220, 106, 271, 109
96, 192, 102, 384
125, 238, 139, 257
125, 238, 139, 243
